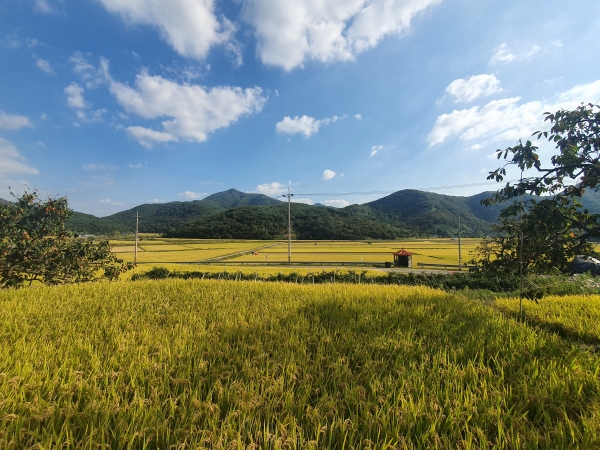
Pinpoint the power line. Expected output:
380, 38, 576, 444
271, 179, 521, 199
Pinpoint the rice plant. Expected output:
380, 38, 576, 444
0, 281, 599, 448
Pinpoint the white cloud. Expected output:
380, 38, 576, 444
292, 197, 313, 205
177, 190, 207, 199
490, 43, 515, 64
445, 74, 501, 102
96, 0, 235, 61
64, 82, 106, 124
82, 163, 116, 171
558, 80, 600, 103
355, 114, 362, 120
125, 126, 178, 148
36, 58, 54, 74
275, 114, 343, 137
69, 52, 105, 88
40, 113, 48, 120
64, 82, 88, 109
428, 80, 600, 146
34, 0, 53, 13
0, 111, 32, 130
322, 169, 336, 180
242, 0, 442, 70
323, 199, 350, 208
128, 163, 143, 169
0, 138, 39, 176
369, 145, 383, 157
526, 45, 541, 60
107, 67, 266, 145
276, 115, 320, 137
466, 143, 483, 151
99, 198, 126, 206
255, 181, 286, 196
490, 43, 544, 65
149, 198, 164, 203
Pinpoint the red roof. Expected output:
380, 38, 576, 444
393, 248, 413, 256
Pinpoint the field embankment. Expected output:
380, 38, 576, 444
1, 280, 599, 448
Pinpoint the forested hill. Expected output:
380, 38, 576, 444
356, 190, 495, 236
171, 203, 406, 240
65, 189, 282, 234
202, 188, 283, 208
65, 187, 600, 239
171, 190, 494, 240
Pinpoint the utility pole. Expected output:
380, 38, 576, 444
458, 216, 462, 269
518, 171, 524, 321
282, 188, 294, 263
134, 209, 140, 265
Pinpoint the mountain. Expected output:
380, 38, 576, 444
0, 198, 9, 204
68, 211, 126, 235
339, 190, 493, 237
66, 188, 282, 234
172, 203, 407, 240
202, 188, 282, 208
66, 187, 600, 239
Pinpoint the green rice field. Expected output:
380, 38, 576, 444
1, 280, 600, 448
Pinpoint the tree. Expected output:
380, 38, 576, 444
0, 190, 132, 288
475, 103, 600, 274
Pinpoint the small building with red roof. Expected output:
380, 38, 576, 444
393, 248, 413, 268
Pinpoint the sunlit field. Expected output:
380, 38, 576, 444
2, 280, 600, 448
496, 294, 600, 346
110, 238, 480, 267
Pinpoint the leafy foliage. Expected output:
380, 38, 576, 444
477, 104, 600, 274
0, 190, 131, 287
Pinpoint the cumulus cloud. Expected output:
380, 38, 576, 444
149, 198, 164, 203
177, 190, 207, 199
322, 169, 336, 180
64, 82, 88, 109
323, 199, 350, 208
0, 111, 32, 130
369, 145, 383, 157
99, 198, 126, 206
292, 197, 313, 205
35, 58, 54, 74
255, 181, 286, 196
445, 74, 501, 102
355, 114, 362, 120
428, 80, 600, 146
0, 138, 39, 176
106, 67, 266, 145
69, 52, 106, 88
64, 82, 107, 124
96, 0, 235, 61
242, 0, 442, 70
275, 114, 343, 137
125, 126, 178, 148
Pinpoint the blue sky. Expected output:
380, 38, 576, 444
1, 0, 599, 215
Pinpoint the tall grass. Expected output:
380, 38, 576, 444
1, 280, 599, 448
496, 294, 600, 347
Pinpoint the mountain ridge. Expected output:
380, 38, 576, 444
65, 188, 600, 239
